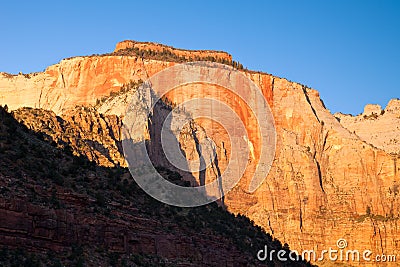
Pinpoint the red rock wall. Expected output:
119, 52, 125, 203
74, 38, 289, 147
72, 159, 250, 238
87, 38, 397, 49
1, 45, 400, 265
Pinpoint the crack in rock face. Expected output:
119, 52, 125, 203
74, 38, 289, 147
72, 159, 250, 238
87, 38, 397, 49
122, 62, 276, 207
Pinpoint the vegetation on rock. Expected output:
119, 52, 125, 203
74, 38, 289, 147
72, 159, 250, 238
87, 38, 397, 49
0, 106, 311, 266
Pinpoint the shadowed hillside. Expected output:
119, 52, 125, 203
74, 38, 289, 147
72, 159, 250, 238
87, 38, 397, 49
0, 105, 312, 266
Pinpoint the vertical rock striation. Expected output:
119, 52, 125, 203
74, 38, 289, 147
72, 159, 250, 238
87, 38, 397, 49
1, 41, 399, 265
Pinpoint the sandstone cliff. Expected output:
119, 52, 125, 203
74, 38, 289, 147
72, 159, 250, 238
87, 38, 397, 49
114, 40, 232, 62
335, 99, 400, 154
0, 106, 309, 266
1, 40, 399, 266
0, 40, 235, 114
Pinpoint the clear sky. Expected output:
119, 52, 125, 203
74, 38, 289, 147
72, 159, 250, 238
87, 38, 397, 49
1, 0, 399, 115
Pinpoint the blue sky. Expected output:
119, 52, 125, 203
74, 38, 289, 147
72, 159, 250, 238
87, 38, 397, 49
1, 0, 399, 115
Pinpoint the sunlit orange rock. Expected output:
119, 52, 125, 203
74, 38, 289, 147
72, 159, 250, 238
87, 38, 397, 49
1, 41, 400, 266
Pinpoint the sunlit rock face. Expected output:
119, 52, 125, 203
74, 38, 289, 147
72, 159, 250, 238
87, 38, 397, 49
335, 99, 400, 154
0, 55, 174, 114
1, 40, 400, 266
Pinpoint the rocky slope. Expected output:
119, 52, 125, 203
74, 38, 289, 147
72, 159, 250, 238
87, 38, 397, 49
1, 40, 400, 266
12, 107, 124, 167
0, 106, 310, 266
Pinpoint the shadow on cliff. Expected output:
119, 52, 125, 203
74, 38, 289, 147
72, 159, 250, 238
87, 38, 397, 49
121, 95, 223, 206
0, 105, 313, 267
145, 94, 225, 206
83, 139, 120, 166
191, 127, 225, 206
